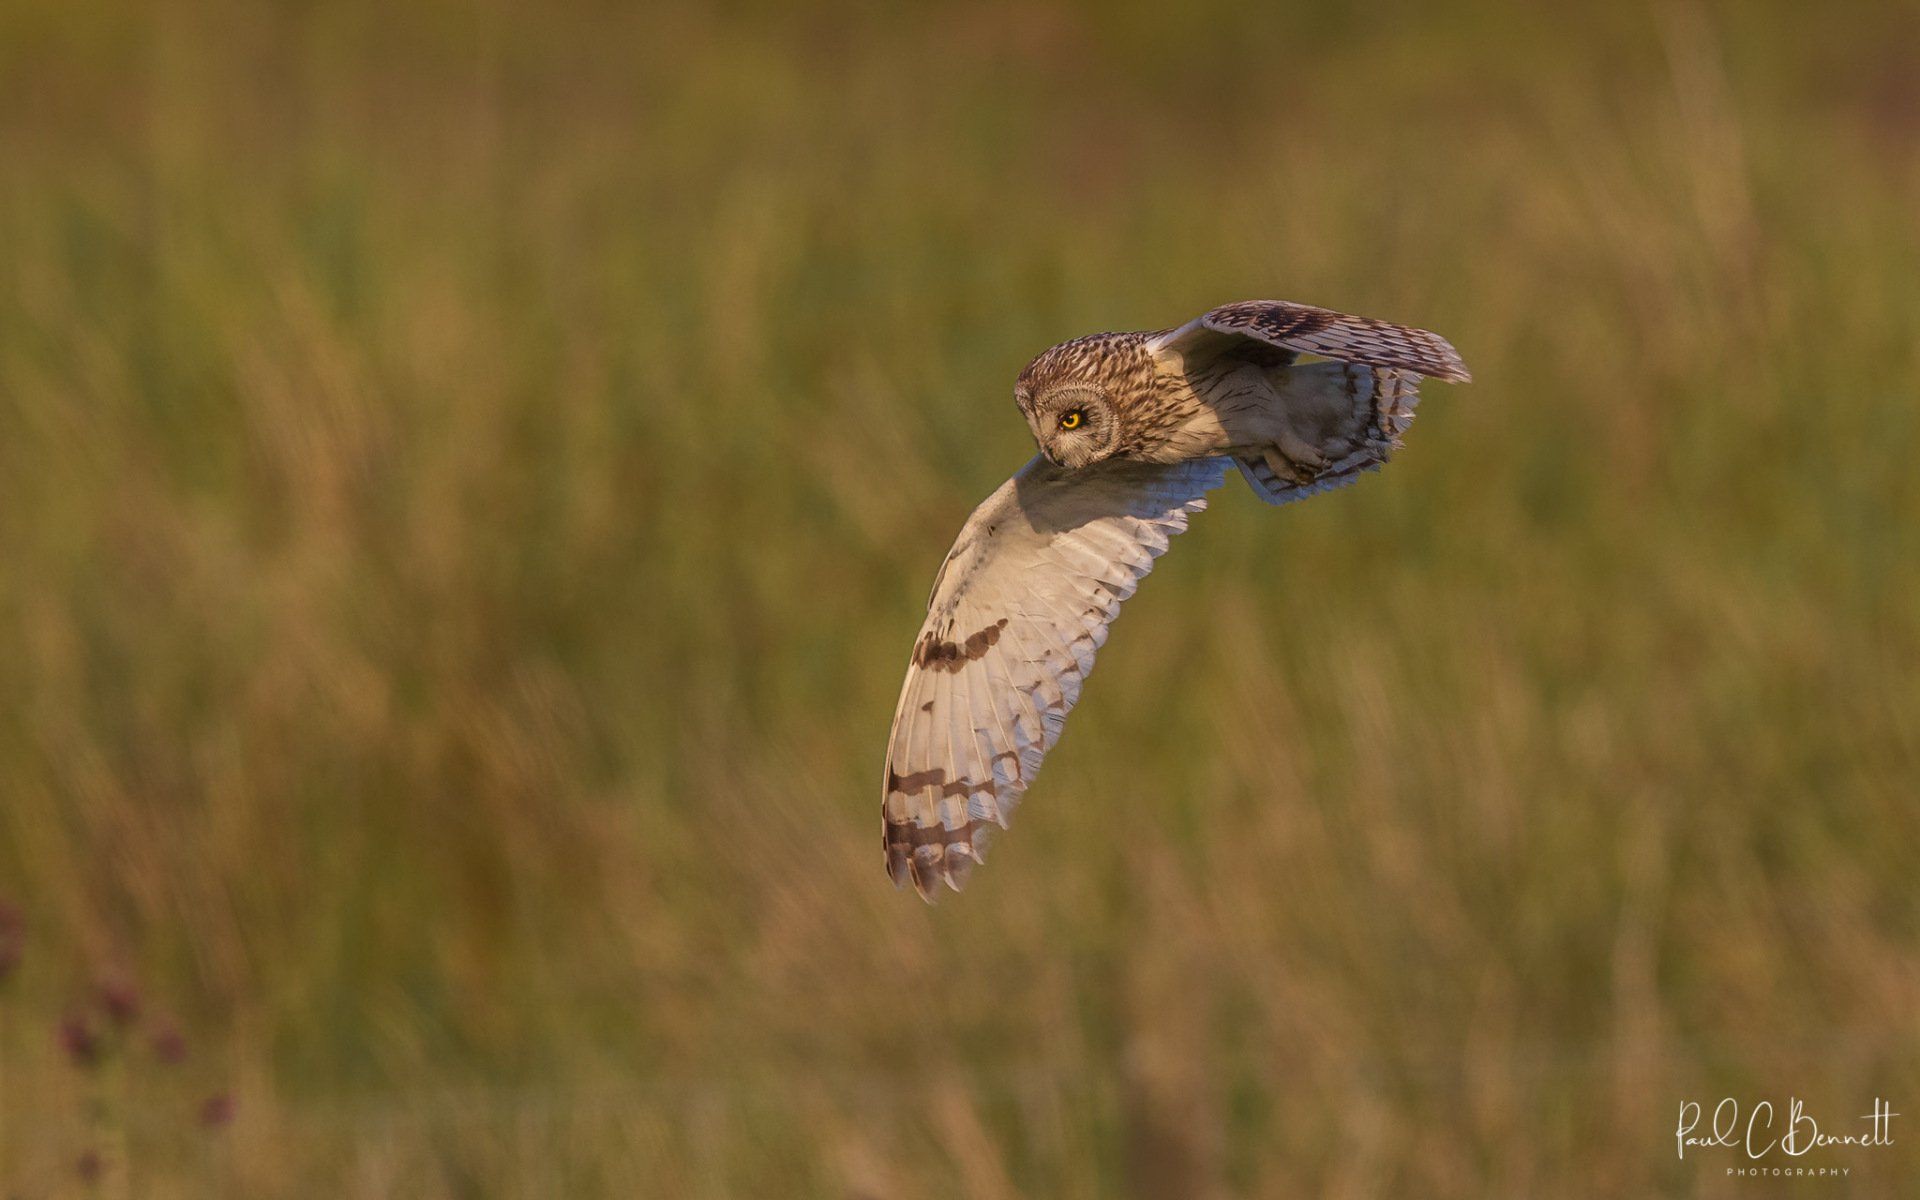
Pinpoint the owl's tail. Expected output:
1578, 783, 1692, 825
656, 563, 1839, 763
1233, 362, 1423, 506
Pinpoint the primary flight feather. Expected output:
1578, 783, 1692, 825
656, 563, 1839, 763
882, 300, 1470, 899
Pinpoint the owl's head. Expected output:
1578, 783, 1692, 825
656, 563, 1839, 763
1019, 384, 1118, 469
1014, 336, 1129, 470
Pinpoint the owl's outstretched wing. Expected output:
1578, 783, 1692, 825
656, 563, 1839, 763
881, 454, 1229, 898
1150, 299, 1471, 383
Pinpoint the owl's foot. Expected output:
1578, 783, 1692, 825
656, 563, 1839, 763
1262, 435, 1329, 485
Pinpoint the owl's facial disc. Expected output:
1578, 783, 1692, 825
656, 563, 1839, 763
1030, 387, 1117, 469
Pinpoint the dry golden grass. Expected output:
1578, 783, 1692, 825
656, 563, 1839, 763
1, 0, 1917, 1194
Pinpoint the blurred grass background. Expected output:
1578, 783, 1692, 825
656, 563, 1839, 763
1, 0, 1918, 1194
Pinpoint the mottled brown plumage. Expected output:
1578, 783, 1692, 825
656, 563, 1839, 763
882, 300, 1469, 898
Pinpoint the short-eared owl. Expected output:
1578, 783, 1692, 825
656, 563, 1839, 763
883, 300, 1469, 898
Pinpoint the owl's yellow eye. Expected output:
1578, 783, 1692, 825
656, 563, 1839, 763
1058, 410, 1084, 430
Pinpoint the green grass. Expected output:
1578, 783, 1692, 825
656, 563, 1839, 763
1, 0, 1917, 1194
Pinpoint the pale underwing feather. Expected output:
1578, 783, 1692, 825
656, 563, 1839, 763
880, 454, 1228, 897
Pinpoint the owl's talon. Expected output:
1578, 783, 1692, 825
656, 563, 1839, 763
1262, 443, 1326, 485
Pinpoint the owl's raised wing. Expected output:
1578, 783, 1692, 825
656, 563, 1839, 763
882, 454, 1229, 898
1150, 299, 1471, 383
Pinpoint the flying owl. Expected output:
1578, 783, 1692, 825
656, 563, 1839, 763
882, 300, 1470, 898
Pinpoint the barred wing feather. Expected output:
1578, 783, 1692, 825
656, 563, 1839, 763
1151, 299, 1471, 383
880, 454, 1229, 898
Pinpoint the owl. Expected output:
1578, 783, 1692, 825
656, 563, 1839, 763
882, 300, 1470, 898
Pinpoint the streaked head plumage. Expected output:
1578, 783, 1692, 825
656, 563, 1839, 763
1013, 333, 1140, 469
